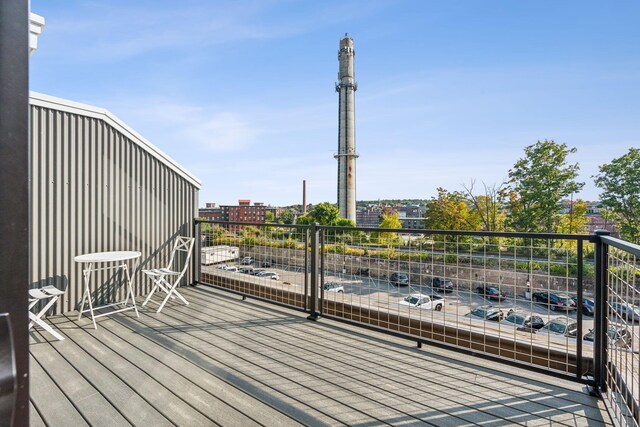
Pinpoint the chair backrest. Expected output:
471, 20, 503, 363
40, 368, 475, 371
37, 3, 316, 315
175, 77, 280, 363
166, 236, 195, 275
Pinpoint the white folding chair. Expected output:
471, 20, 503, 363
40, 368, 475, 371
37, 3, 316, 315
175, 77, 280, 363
29, 285, 66, 341
142, 236, 195, 313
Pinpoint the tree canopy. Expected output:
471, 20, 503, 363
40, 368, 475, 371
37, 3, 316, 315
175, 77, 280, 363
594, 148, 640, 243
423, 188, 479, 231
504, 140, 584, 233
296, 202, 340, 225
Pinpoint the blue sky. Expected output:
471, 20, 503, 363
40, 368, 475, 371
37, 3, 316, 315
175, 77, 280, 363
31, 0, 640, 207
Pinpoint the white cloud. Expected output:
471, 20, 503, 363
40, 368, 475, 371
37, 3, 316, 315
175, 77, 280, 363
183, 112, 260, 152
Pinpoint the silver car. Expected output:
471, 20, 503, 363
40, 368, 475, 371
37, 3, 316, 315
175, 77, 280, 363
256, 271, 279, 280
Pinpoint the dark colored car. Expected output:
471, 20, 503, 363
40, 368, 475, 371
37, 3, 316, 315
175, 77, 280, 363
476, 284, 507, 301
532, 291, 576, 311
466, 305, 505, 322
432, 277, 454, 293
609, 302, 640, 322
568, 294, 595, 316
389, 272, 410, 287
501, 311, 545, 330
356, 268, 370, 277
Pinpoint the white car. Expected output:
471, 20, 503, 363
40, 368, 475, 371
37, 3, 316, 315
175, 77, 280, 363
215, 264, 229, 270
398, 293, 444, 311
224, 266, 238, 272
322, 282, 344, 293
256, 271, 279, 280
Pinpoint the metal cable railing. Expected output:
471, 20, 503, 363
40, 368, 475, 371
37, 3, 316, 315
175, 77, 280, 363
194, 219, 640, 426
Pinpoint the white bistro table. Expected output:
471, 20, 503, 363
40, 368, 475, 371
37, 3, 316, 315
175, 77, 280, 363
74, 251, 141, 329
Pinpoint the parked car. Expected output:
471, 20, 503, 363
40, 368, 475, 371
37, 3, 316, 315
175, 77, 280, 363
215, 264, 229, 270
250, 269, 264, 276
356, 268, 370, 277
238, 266, 254, 274
432, 277, 454, 293
568, 294, 595, 316
466, 305, 505, 322
399, 293, 444, 311
257, 260, 272, 268
240, 257, 254, 265
255, 271, 279, 280
537, 317, 578, 338
389, 272, 409, 287
532, 291, 576, 311
224, 266, 238, 272
476, 284, 507, 301
609, 302, 640, 322
500, 310, 545, 330
584, 325, 633, 348
322, 282, 344, 293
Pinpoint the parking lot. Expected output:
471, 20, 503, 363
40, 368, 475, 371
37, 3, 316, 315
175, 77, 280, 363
202, 259, 639, 357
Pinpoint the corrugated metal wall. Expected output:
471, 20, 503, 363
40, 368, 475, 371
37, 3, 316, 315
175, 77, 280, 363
30, 98, 200, 314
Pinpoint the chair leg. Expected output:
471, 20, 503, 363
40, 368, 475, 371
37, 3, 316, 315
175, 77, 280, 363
29, 311, 64, 341
172, 289, 189, 305
157, 281, 189, 313
29, 296, 60, 329
142, 283, 159, 307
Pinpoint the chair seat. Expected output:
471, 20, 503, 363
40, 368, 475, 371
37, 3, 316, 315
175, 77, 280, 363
29, 285, 65, 301
142, 268, 181, 277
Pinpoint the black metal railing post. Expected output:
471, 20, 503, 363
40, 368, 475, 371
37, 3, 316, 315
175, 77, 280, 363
307, 223, 319, 321
576, 239, 583, 379
594, 230, 611, 393
191, 219, 201, 286
303, 228, 308, 311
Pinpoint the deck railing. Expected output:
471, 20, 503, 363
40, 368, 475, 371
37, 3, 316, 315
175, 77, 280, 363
598, 234, 640, 426
194, 219, 639, 426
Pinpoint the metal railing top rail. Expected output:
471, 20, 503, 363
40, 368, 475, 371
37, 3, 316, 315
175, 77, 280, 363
321, 225, 595, 240
600, 235, 640, 257
197, 218, 596, 241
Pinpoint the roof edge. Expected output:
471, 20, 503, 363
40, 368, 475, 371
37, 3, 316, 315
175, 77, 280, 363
29, 91, 202, 189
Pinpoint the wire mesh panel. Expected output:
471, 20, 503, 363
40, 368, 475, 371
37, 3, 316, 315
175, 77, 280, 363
197, 220, 309, 310
603, 237, 640, 427
317, 226, 593, 378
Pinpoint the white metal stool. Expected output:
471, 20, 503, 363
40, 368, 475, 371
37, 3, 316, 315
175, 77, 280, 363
28, 285, 66, 341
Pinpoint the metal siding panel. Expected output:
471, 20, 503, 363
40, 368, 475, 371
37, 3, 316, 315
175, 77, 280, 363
29, 104, 199, 313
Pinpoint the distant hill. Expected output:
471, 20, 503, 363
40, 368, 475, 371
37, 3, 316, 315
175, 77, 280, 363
356, 199, 429, 209
279, 200, 430, 211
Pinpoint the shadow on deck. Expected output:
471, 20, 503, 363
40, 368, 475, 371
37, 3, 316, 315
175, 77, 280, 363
29, 286, 611, 426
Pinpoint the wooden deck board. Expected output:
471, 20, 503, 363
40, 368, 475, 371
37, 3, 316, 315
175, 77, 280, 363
30, 286, 612, 426
29, 331, 131, 427
29, 401, 47, 427
64, 312, 297, 427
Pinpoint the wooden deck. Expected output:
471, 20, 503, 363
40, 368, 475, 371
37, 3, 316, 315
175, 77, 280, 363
29, 286, 612, 426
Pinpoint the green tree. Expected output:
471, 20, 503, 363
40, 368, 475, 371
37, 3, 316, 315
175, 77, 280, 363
504, 140, 584, 232
462, 181, 507, 232
280, 209, 295, 224
594, 148, 640, 243
557, 199, 588, 235
423, 188, 479, 231
377, 212, 403, 245
297, 202, 340, 225
265, 210, 275, 223
334, 218, 356, 227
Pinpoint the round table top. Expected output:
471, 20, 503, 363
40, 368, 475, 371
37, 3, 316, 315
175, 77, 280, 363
74, 251, 142, 263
